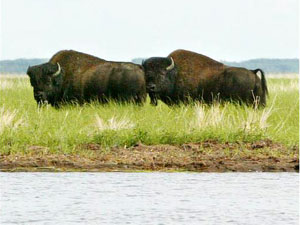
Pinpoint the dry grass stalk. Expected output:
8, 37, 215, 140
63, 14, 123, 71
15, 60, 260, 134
0, 107, 23, 134
192, 103, 273, 133
193, 104, 226, 129
95, 115, 135, 131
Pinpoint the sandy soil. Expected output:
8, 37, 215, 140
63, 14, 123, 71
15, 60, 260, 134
0, 140, 298, 172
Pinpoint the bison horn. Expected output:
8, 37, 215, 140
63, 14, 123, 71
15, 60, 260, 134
166, 57, 174, 71
52, 63, 61, 77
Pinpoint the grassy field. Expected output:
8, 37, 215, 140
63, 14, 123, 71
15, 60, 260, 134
0, 74, 298, 171
0, 74, 299, 153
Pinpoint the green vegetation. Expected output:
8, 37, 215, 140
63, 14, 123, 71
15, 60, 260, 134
0, 75, 299, 156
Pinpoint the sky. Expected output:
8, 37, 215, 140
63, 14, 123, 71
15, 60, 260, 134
0, 0, 298, 61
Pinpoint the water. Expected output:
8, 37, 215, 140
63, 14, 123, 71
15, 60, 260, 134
0, 173, 298, 225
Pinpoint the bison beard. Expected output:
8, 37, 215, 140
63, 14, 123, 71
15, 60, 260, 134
149, 92, 158, 106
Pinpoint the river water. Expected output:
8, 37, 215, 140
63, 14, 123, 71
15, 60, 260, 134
0, 173, 298, 225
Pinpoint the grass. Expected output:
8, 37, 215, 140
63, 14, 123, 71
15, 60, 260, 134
0, 74, 299, 156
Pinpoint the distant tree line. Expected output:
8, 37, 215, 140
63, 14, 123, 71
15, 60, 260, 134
132, 58, 299, 74
0, 57, 298, 74
221, 58, 299, 74
0, 58, 48, 74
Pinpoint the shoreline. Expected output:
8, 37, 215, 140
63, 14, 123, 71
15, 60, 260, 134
1, 140, 298, 172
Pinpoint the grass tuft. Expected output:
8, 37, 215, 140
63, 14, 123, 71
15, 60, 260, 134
95, 115, 135, 131
0, 107, 24, 134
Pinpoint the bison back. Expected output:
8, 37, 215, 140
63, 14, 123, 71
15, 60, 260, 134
79, 62, 146, 104
49, 50, 106, 88
168, 49, 226, 99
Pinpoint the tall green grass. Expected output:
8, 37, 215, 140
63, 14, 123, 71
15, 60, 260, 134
0, 75, 298, 154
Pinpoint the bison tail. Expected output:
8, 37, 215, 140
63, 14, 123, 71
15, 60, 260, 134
252, 68, 268, 107
252, 68, 268, 96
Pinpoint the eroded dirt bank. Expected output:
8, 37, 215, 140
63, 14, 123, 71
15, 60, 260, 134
1, 140, 298, 172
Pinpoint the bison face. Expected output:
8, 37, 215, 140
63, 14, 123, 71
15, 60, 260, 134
142, 57, 177, 105
27, 62, 63, 106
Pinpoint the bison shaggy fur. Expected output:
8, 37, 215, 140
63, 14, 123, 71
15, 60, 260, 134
143, 49, 268, 107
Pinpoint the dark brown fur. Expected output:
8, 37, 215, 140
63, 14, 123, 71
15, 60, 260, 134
64, 62, 146, 104
27, 50, 146, 106
49, 50, 106, 94
169, 50, 226, 102
143, 49, 268, 106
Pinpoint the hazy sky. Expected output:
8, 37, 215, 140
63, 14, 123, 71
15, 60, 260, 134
0, 0, 298, 61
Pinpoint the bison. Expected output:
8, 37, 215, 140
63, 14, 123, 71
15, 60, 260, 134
142, 49, 268, 107
27, 50, 146, 106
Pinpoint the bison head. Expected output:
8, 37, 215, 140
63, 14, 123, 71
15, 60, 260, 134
142, 57, 177, 105
27, 62, 63, 106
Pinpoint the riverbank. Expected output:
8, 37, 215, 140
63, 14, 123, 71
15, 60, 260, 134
1, 140, 298, 172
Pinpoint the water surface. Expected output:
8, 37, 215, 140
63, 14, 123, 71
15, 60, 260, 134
0, 173, 298, 225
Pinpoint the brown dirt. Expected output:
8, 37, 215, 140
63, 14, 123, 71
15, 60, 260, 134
0, 140, 298, 172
